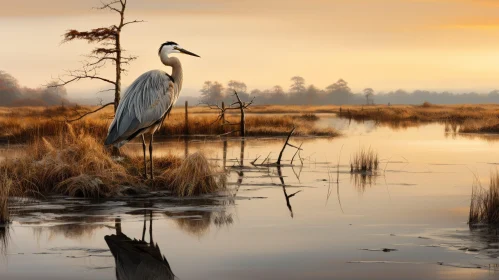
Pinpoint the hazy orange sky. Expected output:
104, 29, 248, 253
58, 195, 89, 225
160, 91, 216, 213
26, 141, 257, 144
2, 0, 499, 99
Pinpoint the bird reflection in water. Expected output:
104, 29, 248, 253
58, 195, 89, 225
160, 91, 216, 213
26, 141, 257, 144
105, 211, 174, 280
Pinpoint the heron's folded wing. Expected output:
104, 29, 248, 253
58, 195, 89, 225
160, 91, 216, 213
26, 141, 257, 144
105, 70, 174, 145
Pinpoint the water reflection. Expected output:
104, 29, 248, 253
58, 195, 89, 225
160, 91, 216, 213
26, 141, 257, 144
105, 212, 175, 280
351, 173, 378, 193
277, 165, 301, 218
0, 224, 9, 256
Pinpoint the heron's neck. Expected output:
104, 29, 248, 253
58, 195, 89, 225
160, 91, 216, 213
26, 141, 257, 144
161, 56, 183, 93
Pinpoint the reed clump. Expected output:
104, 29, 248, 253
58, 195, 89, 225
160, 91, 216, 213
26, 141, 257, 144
0, 172, 12, 224
350, 147, 379, 173
0, 124, 136, 198
157, 152, 227, 197
469, 172, 499, 227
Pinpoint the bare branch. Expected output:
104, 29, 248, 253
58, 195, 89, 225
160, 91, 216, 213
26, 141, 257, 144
95, 0, 122, 14
122, 20, 145, 28
97, 88, 115, 93
65, 102, 114, 123
48, 65, 117, 88
87, 56, 117, 66
291, 142, 304, 165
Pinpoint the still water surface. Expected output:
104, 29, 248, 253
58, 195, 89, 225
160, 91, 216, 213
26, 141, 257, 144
1, 117, 499, 280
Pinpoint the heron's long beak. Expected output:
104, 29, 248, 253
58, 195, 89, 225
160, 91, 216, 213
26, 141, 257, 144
177, 47, 200, 58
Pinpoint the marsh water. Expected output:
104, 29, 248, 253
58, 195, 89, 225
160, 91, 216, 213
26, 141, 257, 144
1, 115, 499, 280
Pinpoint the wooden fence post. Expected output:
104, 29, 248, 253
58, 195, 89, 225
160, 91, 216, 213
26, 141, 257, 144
184, 101, 189, 136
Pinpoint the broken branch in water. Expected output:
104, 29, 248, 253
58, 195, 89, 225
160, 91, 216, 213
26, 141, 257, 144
251, 127, 303, 167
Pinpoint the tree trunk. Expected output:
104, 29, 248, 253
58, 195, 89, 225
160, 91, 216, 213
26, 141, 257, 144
239, 104, 245, 137
221, 101, 225, 133
114, 33, 121, 113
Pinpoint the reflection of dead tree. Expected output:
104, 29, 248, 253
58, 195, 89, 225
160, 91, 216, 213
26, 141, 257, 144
276, 165, 302, 218
248, 128, 304, 217
50, 0, 143, 115
205, 91, 254, 136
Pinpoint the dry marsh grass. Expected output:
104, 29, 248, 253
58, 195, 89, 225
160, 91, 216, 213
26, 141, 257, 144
350, 147, 379, 173
469, 172, 499, 227
0, 126, 226, 199
340, 104, 499, 124
0, 105, 338, 143
0, 124, 134, 198
459, 118, 499, 134
157, 152, 227, 197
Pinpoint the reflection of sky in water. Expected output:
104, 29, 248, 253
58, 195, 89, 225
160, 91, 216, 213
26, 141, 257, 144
1, 117, 499, 279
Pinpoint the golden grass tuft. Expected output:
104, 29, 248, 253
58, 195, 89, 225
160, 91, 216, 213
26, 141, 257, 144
469, 171, 499, 227
0, 124, 137, 198
350, 147, 379, 173
157, 152, 227, 197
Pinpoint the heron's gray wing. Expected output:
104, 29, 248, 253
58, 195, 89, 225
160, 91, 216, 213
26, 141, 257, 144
105, 70, 174, 146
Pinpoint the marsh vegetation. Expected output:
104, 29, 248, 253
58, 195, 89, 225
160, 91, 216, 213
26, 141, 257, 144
469, 171, 499, 227
350, 147, 379, 173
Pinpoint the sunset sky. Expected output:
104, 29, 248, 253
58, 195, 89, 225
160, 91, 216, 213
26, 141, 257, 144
2, 0, 499, 100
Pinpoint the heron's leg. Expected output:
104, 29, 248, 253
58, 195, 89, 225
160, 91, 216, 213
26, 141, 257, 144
149, 210, 154, 245
141, 209, 146, 241
142, 134, 147, 179
149, 134, 154, 180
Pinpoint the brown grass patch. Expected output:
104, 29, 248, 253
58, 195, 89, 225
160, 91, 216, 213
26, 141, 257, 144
469, 172, 499, 227
0, 124, 138, 198
156, 152, 227, 197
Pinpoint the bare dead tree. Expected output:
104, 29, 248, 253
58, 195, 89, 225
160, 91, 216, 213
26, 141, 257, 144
50, 0, 143, 114
204, 91, 254, 137
231, 91, 254, 137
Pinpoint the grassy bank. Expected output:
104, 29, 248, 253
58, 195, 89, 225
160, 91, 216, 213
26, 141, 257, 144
0, 125, 226, 200
337, 103, 499, 123
0, 105, 338, 143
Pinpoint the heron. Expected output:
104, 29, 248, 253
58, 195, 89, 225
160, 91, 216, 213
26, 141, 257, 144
104, 41, 200, 179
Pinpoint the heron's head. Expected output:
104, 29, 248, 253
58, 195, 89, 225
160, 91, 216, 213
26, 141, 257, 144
158, 41, 200, 58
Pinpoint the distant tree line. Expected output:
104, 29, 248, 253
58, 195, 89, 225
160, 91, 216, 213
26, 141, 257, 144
0, 71, 69, 106
199, 76, 499, 105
